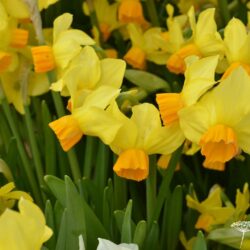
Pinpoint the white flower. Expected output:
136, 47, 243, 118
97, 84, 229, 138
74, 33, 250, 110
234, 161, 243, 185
97, 238, 139, 250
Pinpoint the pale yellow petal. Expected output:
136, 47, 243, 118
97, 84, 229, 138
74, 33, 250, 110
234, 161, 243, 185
182, 55, 219, 106
38, 0, 58, 10
224, 18, 248, 63
96, 58, 126, 89
127, 23, 144, 48
53, 13, 73, 42
1, 0, 30, 19
73, 106, 122, 145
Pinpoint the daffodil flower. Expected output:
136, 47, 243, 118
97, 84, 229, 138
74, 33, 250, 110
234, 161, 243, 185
177, 0, 217, 14
179, 67, 250, 170
156, 55, 219, 155
107, 102, 184, 181
49, 86, 123, 151
222, 18, 250, 79
0, 198, 52, 250
124, 23, 169, 69
50, 45, 126, 99
167, 7, 223, 74
31, 13, 95, 73
186, 186, 235, 231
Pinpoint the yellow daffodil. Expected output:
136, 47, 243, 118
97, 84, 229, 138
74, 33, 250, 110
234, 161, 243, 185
222, 18, 250, 79
179, 67, 250, 170
124, 23, 169, 69
0, 198, 52, 250
107, 102, 184, 181
186, 186, 235, 231
50, 45, 126, 99
0, 182, 33, 214
179, 231, 196, 250
31, 13, 95, 73
83, 0, 121, 42
167, 7, 223, 74
49, 86, 123, 151
156, 55, 219, 154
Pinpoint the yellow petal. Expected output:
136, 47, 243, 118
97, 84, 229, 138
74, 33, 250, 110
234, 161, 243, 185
73, 106, 122, 145
96, 58, 126, 89
224, 18, 248, 63
28, 72, 50, 96
182, 55, 219, 106
53, 13, 73, 42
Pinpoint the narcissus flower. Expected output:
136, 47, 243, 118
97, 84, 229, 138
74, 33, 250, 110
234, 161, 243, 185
179, 67, 250, 170
156, 55, 219, 153
222, 18, 250, 79
124, 24, 169, 69
50, 45, 126, 98
177, 0, 217, 14
31, 13, 95, 73
0, 182, 33, 214
107, 102, 184, 181
49, 86, 122, 151
186, 186, 234, 232
167, 7, 223, 74
0, 198, 52, 250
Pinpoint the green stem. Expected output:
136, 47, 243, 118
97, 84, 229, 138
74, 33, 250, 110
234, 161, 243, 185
83, 136, 96, 178
218, 0, 230, 25
23, 105, 45, 189
1, 98, 43, 206
47, 72, 81, 182
149, 146, 182, 227
145, 0, 160, 26
146, 155, 157, 224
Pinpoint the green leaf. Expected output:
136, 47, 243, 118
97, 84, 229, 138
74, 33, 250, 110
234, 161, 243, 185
133, 220, 147, 248
45, 200, 56, 250
121, 200, 133, 243
125, 69, 170, 92
55, 209, 67, 250
193, 231, 207, 250
42, 101, 56, 175
143, 221, 159, 250
164, 185, 183, 250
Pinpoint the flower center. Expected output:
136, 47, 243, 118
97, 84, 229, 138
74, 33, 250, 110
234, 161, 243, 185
199, 124, 239, 167
113, 148, 149, 181
124, 47, 146, 70
31, 45, 55, 73
156, 93, 184, 125
166, 44, 202, 74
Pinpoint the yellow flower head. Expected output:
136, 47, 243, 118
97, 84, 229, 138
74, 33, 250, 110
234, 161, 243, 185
156, 56, 218, 147
50, 45, 126, 101
186, 186, 234, 231
107, 102, 184, 181
124, 23, 169, 69
31, 13, 95, 73
167, 7, 223, 74
0, 198, 52, 250
179, 67, 250, 170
